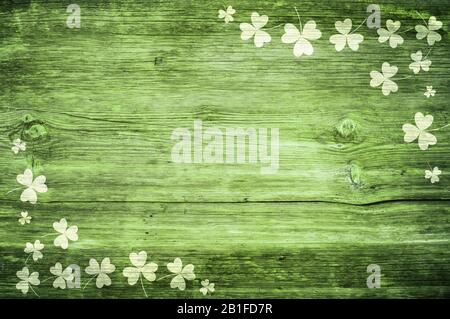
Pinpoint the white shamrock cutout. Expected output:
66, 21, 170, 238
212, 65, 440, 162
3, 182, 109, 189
16, 267, 39, 295
53, 218, 78, 249
402, 112, 437, 150
409, 50, 431, 74
425, 167, 441, 184
218, 6, 235, 24
329, 19, 364, 52
416, 16, 442, 46
16, 169, 48, 204
123, 251, 158, 285
11, 138, 26, 154
50, 262, 74, 289
200, 279, 215, 295
377, 20, 404, 48
85, 258, 116, 288
167, 258, 195, 291
24, 240, 44, 261
282, 21, 322, 57
240, 12, 271, 48
370, 62, 398, 96
19, 211, 32, 225
424, 86, 436, 98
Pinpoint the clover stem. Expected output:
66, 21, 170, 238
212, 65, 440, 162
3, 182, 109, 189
350, 17, 368, 34
397, 27, 415, 34
82, 276, 94, 290
395, 75, 413, 81
416, 11, 428, 26
140, 275, 148, 298
40, 277, 53, 283
29, 285, 39, 297
427, 162, 433, 171
294, 6, 302, 33
24, 254, 31, 265
429, 124, 450, 132
5, 188, 21, 195
424, 48, 433, 59
267, 24, 284, 30
156, 274, 175, 282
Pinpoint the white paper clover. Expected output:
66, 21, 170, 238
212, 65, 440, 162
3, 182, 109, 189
123, 251, 158, 285
50, 262, 74, 289
218, 6, 235, 24
425, 167, 441, 184
329, 19, 363, 52
370, 62, 398, 96
377, 20, 404, 48
167, 258, 195, 291
424, 86, 436, 98
19, 211, 32, 225
282, 21, 322, 57
409, 50, 431, 74
53, 218, 78, 249
416, 16, 442, 46
11, 138, 26, 154
85, 258, 116, 288
402, 112, 437, 151
24, 240, 44, 261
16, 267, 39, 295
240, 12, 272, 48
16, 169, 48, 204
199, 279, 215, 295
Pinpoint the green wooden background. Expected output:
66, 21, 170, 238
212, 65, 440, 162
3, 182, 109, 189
1, 0, 449, 298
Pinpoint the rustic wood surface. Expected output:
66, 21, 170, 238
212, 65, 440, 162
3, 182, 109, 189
0, 0, 449, 298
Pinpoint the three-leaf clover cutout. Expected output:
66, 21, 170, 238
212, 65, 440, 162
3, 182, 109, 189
16, 169, 48, 204
409, 50, 431, 74
370, 62, 399, 96
85, 258, 116, 288
240, 12, 271, 48
402, 112, 437, 150
50, 262, 74, 289
425, 167, 441, 184
199, 279, 215, 295
282, 20, 322, 57
416, 16, 442, 46
167, 258, 195, 291
377, 20, 404, 48
218, 6, 235, 24
16, 267, 40, 295
11, 138, 26, 154
329, 19, 364, 52
53, 218, 78, 249
24, 240, 44, 262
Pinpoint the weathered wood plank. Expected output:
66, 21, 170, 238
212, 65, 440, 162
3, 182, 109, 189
0, 201, 449, 298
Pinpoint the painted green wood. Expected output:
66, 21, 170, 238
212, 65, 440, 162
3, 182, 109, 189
0, 0, 449, 298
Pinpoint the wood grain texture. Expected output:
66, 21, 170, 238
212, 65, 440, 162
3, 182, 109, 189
0, 0, 449, 298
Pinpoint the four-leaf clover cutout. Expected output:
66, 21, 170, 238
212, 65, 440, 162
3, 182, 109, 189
53, 218, 78, 249
282, 20, 322, 57
416, 16, 442, 46
370, 62, 398, 96
402, 112, 437, 151
16, 169, 48, 204
329, 19, 364, 52
409, 50, 431, 74
85, 258, 116, 288
240, 12, 271, 48
167, 258, 195, 291
377, 20, 404, 48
